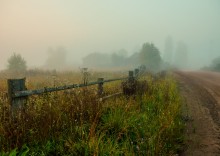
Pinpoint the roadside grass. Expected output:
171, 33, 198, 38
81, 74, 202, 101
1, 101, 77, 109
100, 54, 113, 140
0, 72, 184, 155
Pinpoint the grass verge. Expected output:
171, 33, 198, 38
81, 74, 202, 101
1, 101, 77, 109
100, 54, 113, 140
0, 74, 184, 155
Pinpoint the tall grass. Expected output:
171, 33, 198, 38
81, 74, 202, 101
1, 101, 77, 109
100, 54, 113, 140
0, 72, 183, 155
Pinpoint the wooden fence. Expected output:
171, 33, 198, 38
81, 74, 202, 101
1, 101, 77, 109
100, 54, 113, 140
7, 68, 142, 115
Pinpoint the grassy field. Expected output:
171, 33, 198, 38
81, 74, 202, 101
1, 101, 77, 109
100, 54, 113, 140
0, 71, 184, 155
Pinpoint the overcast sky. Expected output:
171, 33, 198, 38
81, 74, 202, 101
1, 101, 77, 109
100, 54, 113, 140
0, 0, 220, 70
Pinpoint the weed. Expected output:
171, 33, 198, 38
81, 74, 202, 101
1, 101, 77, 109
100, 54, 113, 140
0, 71, 184, 155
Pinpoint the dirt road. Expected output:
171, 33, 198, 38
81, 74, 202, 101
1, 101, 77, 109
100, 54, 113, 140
175, 71, 220, 156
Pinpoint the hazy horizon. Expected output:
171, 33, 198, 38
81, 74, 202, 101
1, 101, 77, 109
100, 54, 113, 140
0, 0, 220, 70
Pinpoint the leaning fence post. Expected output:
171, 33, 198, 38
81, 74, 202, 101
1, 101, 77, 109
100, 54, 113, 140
128, 71, 134, 81
122, 71, 136, 96
134, 69, 139, 77
97, 78, 104, 97
81, 68, 89, 85
8, 78, 27, 117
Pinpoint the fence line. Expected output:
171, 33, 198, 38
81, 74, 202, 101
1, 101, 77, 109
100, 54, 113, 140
7, 68, 142, 117
12, 77, 127, 98
101, 92, 123, 101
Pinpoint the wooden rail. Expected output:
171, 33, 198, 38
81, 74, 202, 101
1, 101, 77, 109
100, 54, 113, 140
12, 77, 127, 98
7, 68, 142, 116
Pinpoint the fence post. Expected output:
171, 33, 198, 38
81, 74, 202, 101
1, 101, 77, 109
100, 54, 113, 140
122, 71, 136, 96
8, 78, 27, 117
128, 71, 134, 81
134, 69, 139, 77
128, 71, 135, 93
81, 68, 89, 85
97, 78, 104, 97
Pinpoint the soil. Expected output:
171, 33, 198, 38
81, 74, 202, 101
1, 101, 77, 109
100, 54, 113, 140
174, 71, 220, 156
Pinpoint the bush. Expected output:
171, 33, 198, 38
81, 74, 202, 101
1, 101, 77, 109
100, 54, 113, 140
7, 53, 27, 72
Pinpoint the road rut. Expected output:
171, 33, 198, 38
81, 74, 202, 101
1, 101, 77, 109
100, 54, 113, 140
175, 71, 220, 156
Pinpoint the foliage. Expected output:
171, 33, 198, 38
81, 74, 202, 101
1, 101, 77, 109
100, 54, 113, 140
82, 52, 112, 68
0, 71, 184, 155
211, 56, 220, 71
7, 53, 27, 72
44, 46, 67, 70
111, 49, 128, 67
82, 49, 129, 68
173, 41, 188, 69
82, 43, 166, 70
202, 56, 220, 72
139, 42, 162, 72
163, 36, 174, 63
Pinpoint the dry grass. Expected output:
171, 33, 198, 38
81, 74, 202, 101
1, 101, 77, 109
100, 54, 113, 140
0, 70, 184, 155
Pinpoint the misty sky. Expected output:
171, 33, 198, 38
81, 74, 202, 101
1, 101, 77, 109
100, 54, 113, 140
0, 0, 220, 70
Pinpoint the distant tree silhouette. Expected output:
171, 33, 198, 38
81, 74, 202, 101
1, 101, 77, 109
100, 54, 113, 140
173, 41, 188, 69
211, 56, 220, 71
44, 46, 67, 70
111, 49, 127, 67
139, 42, 162, 71
163, 36, 173, 63
7, 53, 27, 72
82, 52, 111, 67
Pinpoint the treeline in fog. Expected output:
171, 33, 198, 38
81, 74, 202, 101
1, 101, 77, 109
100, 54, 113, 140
82, 42, 162, 72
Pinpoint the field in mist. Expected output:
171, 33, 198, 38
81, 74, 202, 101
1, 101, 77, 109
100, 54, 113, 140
0, 0, 219, 155
0, 70, 184, 155
0, 0, 220, 71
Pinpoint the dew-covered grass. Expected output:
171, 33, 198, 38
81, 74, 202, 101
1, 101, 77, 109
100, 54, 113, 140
0, 71, 184, 155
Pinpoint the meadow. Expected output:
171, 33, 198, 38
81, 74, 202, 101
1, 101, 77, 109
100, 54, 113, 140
0, 70, 184, 155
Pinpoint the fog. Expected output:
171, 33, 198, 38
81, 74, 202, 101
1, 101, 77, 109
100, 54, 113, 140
0, 0, 220, 70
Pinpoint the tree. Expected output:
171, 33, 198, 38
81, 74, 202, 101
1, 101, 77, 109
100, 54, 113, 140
111, 49, 128, 67
82, 52, 111, 67
44, 46, 67, 70
163, 36, 174, 63
211, 56, 220, 71
173, 41, 188, 69
139, 42, 162, 71
7, 53, 27, 72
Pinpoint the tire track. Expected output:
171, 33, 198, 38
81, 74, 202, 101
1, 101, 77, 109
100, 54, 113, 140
175, 71, 220, 156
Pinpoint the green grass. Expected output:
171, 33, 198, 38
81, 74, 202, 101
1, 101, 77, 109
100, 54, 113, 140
0, 72, 184, 155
